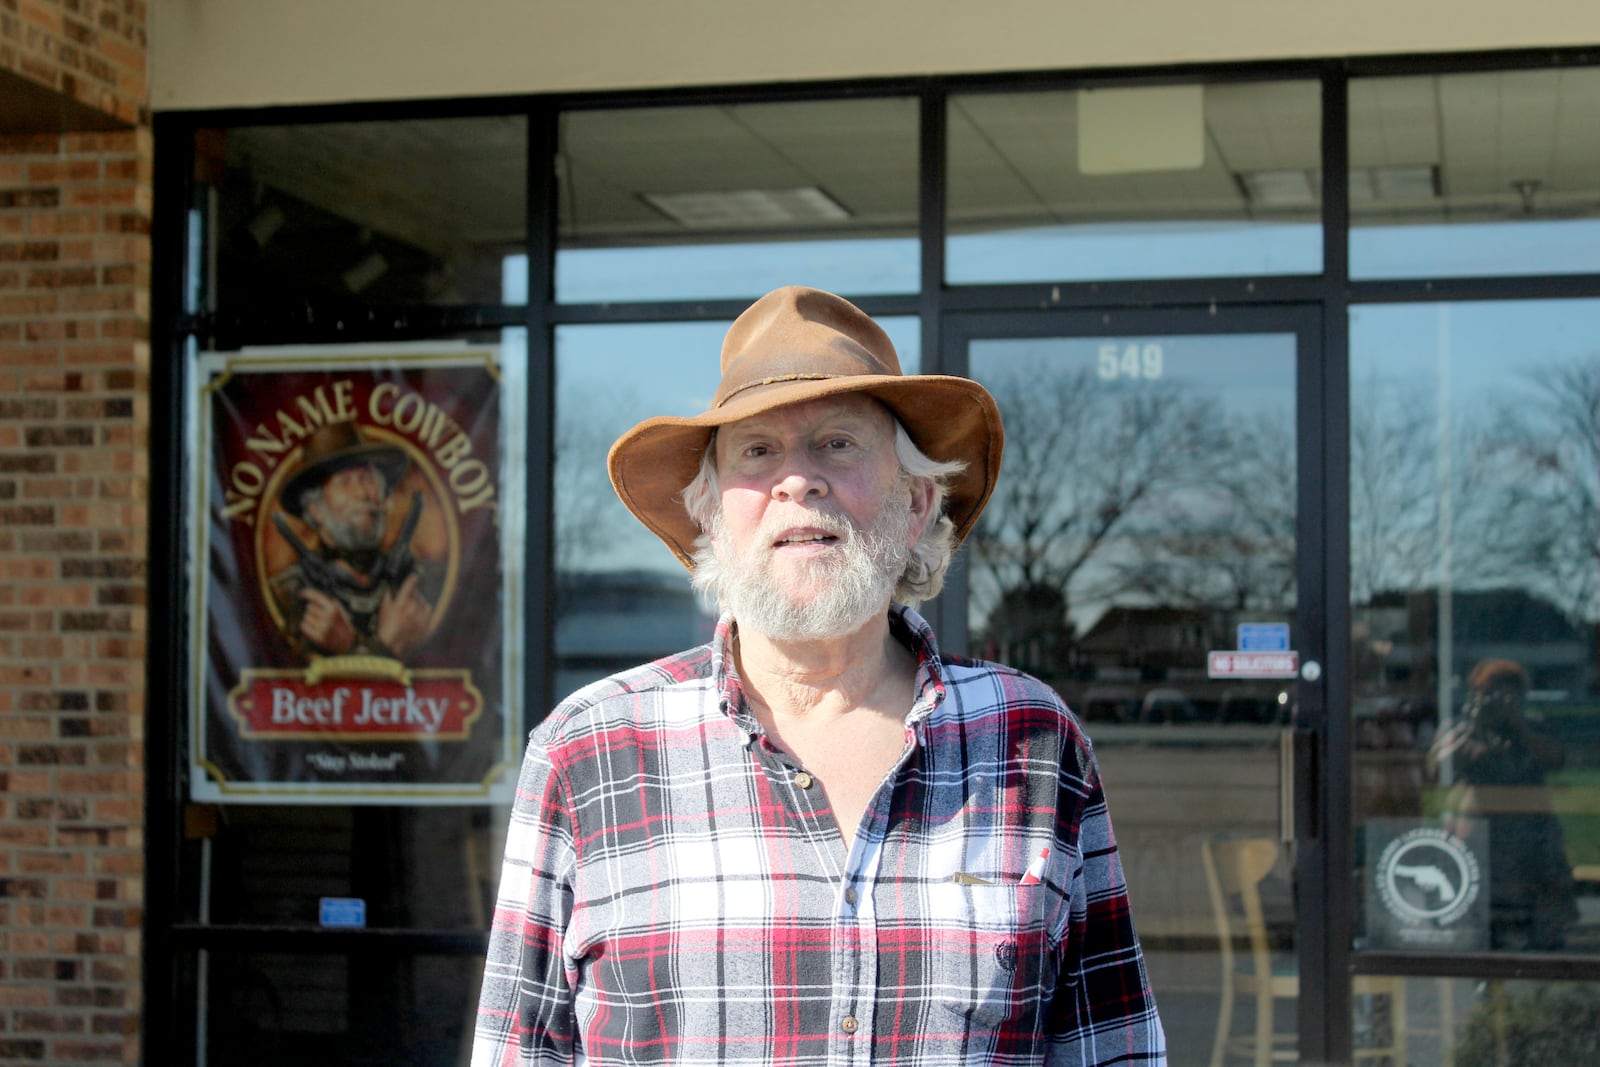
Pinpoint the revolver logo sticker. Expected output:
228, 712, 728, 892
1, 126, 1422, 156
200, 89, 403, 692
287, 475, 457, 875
1376, 826, 1482, 928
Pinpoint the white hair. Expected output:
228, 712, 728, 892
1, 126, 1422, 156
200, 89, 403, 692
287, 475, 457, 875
680, 418, 965, 606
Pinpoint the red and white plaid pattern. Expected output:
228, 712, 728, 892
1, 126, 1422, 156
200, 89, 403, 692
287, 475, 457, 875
472, 606, 1165, 1067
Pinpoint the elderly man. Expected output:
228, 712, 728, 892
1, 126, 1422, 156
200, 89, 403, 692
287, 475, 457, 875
473, 287, 1165, 1066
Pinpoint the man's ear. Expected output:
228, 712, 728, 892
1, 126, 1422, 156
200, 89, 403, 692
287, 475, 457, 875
905, 478, 938, 546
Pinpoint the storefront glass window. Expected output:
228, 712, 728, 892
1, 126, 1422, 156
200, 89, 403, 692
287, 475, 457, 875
185, 805, 504, 930
555, 98, 920, 303
945, 81, 1322, 283
1351, 300, 1600, 957
1350, 68, 1600, 279
1349, 977, 1600, 1065
190, 950, 483, 1065
194, 115, 528, 311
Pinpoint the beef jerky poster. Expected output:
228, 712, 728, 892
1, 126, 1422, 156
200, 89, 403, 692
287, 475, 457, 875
186, 345, 523, 804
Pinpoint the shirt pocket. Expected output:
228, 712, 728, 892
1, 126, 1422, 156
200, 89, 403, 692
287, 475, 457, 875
928, 880, 1059, 1032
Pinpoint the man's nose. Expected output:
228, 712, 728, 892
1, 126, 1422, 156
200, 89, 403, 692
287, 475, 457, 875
771, 458, 827, 502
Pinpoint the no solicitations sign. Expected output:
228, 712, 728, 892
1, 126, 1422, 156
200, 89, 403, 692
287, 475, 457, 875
1207, 651, 1300, 679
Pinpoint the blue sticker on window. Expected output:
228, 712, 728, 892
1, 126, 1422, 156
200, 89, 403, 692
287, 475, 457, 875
319, 897, 367, 928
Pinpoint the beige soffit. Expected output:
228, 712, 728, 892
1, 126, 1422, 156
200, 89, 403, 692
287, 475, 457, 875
152, 0, 1600, 111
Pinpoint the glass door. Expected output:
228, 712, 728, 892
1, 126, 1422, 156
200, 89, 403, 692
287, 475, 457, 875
945, 307, 1334, 1066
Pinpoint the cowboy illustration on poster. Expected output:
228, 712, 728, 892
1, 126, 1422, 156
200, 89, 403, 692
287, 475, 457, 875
268, 419, 440, 664
186, 347, 523, 804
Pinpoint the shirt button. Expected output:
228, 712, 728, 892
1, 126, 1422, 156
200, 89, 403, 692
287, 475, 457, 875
795, 772, 813, 789
844, 887, 858, 906
841, 1015, 859, 1034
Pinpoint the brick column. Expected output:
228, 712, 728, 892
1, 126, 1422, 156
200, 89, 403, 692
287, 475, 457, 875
1, 2, 150, 1064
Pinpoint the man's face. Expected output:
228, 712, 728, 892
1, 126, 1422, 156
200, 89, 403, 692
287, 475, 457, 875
705, 394, 933, 640
306, 462, 387, 552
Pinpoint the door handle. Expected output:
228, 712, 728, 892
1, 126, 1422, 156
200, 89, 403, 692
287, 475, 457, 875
1279, 726, 1295, 844
1280, 718, 1319, 845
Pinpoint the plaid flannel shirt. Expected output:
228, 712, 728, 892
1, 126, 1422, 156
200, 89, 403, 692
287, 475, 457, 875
473, 605, 1165, 1067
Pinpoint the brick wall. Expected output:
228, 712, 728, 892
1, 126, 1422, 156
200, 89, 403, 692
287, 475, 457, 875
0, 1, 148, 128
0, 2, 150, 1064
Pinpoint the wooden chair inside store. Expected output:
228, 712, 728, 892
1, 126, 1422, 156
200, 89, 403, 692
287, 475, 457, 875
1201, 836, 1406, 1067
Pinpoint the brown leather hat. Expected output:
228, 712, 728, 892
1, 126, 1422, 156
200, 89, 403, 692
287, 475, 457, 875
607, 286, 1004, 570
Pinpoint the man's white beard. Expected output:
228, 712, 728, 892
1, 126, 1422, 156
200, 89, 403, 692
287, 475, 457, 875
693, 492, 913, 643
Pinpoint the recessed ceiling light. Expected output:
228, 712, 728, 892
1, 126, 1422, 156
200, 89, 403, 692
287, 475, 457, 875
640, 186, 850, 228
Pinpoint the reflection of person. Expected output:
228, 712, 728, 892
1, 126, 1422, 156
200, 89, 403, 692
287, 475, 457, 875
472, 287, 1165, 1065
268, 419, 435, 661
1430, 659, 1578, 949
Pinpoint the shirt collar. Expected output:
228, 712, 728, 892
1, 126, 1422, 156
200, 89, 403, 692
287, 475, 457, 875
712, 604, 949, 729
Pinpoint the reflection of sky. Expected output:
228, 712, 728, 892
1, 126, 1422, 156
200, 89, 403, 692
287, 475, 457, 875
527, 215, 1600, 298
973, 332, 1295, 414
1352, 219, 1600, 280
1351, 300, 1600, 401
555, 239, 919, 303
949, 220, 1320, 283
951, 217, 1600, 286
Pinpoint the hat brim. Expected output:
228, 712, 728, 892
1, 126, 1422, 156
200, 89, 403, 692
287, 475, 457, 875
608, 373, 1004, 571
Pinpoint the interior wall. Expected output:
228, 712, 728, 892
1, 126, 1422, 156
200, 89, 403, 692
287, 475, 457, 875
151, 0, 1600, 111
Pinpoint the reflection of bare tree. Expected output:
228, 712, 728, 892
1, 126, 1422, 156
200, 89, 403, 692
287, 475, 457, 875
1349, 357, 1600, 623
1350, 372, 1444, 603
1108, 410, 1296, 613
969, 364, 1230, 662
1474, 359, 1600, 623
553, 392, 642, 575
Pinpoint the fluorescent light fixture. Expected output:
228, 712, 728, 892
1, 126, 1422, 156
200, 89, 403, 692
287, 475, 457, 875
341, 251, 389, 293
246, 202, 287, 247
1078, 86, 1206, 175
1238, 165, 1439, 207
1365, 165, 1438, 202
641, 186, 850, 228
1239, 169, 1319, 208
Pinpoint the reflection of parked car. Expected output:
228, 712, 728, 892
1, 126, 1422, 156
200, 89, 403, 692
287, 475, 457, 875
1079, 685, 1138, 723
1140, 687, 1197, 724
1219, 686, 1284, 724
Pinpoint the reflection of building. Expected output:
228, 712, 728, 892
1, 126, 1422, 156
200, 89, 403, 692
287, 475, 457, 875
1023, 605, 1289, 724
554, 570, 716, 696
1357, 588, 1595, 698
1077, 605, 1215, 676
